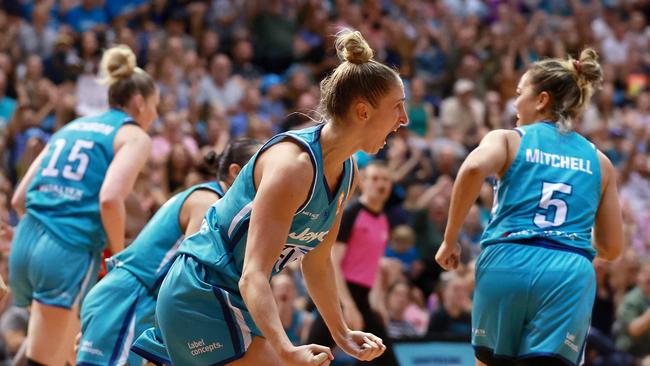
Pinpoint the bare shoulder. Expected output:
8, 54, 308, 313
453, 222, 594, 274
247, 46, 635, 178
185, 188, 221, 209
255, 140, 315, 185
483, 129, 518, 144
114, 124, 151, 149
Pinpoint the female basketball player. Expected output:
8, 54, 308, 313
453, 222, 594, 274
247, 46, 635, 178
76, 139, 260, 366
436, 49, 624, 366
134, 28, 407, 366
9, 45, 158, 366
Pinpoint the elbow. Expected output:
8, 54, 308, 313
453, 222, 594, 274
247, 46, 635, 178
11, 191, 25, 215
238, 271, 257, 297
99, 193, 123, 213
460, 161, 486, 180
10, 194, 22, 212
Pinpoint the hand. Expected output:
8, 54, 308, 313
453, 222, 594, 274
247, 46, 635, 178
280, 344, 333, 366
435, 241, 461, 271
343, 303, 364, 330
335, 330, 386, 362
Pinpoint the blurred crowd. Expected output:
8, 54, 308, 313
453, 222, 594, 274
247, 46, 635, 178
0, 0, 649, 365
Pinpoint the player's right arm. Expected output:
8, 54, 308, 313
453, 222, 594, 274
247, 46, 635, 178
100, 125, 151, 255
436, 129, 512, 270
11, 146, 48, 217
240, 141, 333, 366
593, 151, 623, 261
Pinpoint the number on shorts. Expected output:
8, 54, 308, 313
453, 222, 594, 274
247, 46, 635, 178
533, 182, 572, 228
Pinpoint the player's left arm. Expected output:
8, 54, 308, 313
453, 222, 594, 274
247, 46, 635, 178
436, 129, 512, 270
302, 163, 385, 362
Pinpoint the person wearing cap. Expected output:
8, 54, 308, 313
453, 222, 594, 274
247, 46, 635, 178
440, 78, 485, 147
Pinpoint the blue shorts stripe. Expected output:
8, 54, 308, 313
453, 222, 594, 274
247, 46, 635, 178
229, 219, 250, 251
131, 345, 171, 365
212, 287, 243, 355
109, 299, 138, 365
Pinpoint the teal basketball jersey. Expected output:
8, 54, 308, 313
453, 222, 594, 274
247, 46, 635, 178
178, 124, 355, 291
26, 109, 138, 253
481, 122, 601, 258
107, 182, 225, 292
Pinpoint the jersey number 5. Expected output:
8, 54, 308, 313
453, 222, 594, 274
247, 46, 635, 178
534, 182, 572, 228
41, 138, 95, 181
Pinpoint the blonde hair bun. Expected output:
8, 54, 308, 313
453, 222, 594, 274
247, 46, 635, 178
335, 28, 373, 65
576, 48, 602, 87
100, 45, 137, 85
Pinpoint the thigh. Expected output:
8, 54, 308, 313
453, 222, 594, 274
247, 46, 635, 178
30, 238, 100, 309
8, 215, 43, 307
156, 256, 258, 365
520, 255, 595, 365
78, 270, 147, 366
28, 301, 80, 366
227, 336, 282, 366
472, 265, 531, 358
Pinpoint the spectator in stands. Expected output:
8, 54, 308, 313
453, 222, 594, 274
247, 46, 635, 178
427, 274, 472, 342
440, 79, 485, 146
196, 53, 244, 113
271, 272, 312, 346
615, 260, 650, 358
386, 280, 419, 339
63, 0, 108, 33
385, 225, 422, 281
229, 85, 272, 138
406, 77, 435, 139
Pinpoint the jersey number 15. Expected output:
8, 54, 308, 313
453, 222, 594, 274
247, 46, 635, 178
41, 138, 95, 181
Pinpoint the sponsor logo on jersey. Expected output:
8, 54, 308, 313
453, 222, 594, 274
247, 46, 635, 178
288, 228, 329, 243
301, 211, 320, 220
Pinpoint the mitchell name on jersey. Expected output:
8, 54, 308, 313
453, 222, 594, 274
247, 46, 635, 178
525, 148, 593, 175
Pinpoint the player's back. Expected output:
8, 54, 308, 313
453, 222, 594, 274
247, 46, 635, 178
481, 122, 601, 258
26, 109, 137, 252
107, 182, 224, 293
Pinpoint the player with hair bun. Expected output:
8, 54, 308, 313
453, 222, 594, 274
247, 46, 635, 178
9, 45, 158, 366
436, 48, 624, 366
134, 28, 408, 366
